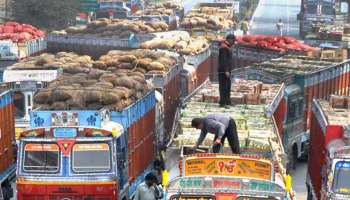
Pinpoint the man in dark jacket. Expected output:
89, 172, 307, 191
191, 113, 240, 154
218, 34, 235, 108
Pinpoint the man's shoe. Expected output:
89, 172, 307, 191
224, 105, 230, 109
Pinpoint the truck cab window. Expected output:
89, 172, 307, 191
23, 143, 60, 173
72, 143, 111, 173
332, 161, 350, 194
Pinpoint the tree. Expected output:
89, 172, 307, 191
12, 0, 80, 30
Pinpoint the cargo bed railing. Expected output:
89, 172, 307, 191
166, 79, 210, 148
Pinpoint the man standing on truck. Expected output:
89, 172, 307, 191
241, 19, 249, 35
218, 34, 235, 108
191, 113, 240, 154
276, 19, 284, 36
134, 172, 164, 200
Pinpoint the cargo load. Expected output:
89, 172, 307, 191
180, 12, 234, 40
211, 36, 319, 74
174, 80, 285, 157
132, 2, 183, 30
0, 89, 15, 200
48, 18, 169, 57
139, 31, 211, 97
304, 23, 350, 52
166, 80, 293, 199
0, 21, 46, 60
94, 49, 182, 141
307, 96, 350, 200
146, 1, 184, 20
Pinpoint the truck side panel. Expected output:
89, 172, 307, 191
273, 98, 287, 137
0, 91, 15, 175
309, 109, 326, 200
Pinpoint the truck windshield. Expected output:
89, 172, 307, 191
333, 161, 350, 194
23, 143, 60, 173
72, 143, 111, 173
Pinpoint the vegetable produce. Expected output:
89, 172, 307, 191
0, 21, 45, 42
236, 35, 319, 53
174, 80, 286, 173
51, 18, 168, 37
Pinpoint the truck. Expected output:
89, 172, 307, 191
3, 68, 61, 139
306, 95, 350, 200
0, 89, 15, 200
167, 80, 293, 199
299, 0, 336, 39
16, 90, 157, 200
232, 55, 350, 169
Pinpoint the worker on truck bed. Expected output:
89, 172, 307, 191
219, 34, 235, 108
191, 113, 240, 154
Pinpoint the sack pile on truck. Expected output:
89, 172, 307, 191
95, 49, 177, 74
51, 18, 168, 37
180, 12, 233, 31
137, 2, 182, 16
30, 55, 151, 111
0, 21, 45, 42
8, 52, 93, 73
236, 35, 319, 53
140, 35, 209, 55
199, 6, 232, 19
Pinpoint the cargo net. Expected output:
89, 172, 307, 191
8, 50, 177, 110
175, 80, 285, 171
320, 95, 350, 125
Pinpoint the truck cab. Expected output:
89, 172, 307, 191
166, 154, 293, 200
16, 110, 129, 200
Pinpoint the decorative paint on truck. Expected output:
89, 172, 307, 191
17, 90, 157, 200
0, 90, 15, 200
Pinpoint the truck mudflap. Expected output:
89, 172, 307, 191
166, 176, 290, 199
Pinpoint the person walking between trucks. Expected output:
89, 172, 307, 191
241, 19, 249, 35
191, 113, 240, 154
134, 172, 164, 200
276, 19, 284, 36
218, 34, 235, 108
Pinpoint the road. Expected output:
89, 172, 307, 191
250, 0, 301, 37
292, 162, 308, 200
